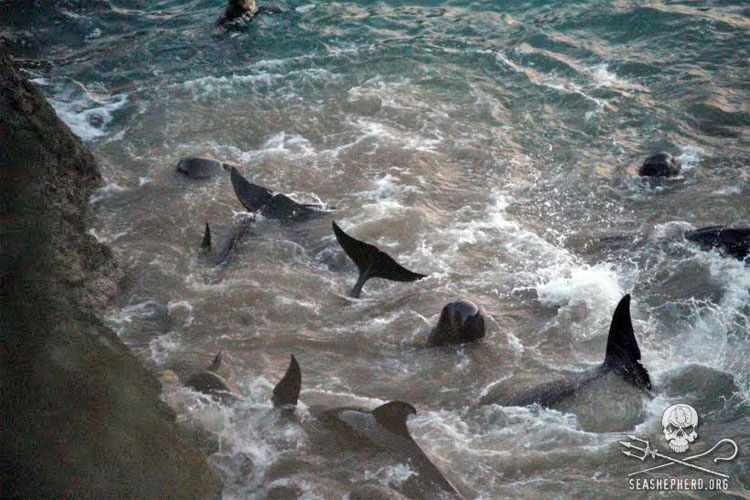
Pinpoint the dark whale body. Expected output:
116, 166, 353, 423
427, 300, 485, 347
200, 221, 256, 265
481, 295, 651, 408
215, 0, 289, 29
185, 352, 239, 400
638, 152, 681, 177
684, 226, 750, 261
230, 166, 328, 222
332, 221, 427, 298
216, 0, 259, 27
270, 357, 463, 499
314, 402, 464, 499
176, 157, 231, 179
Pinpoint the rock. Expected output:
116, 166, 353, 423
0, 47, 223, 499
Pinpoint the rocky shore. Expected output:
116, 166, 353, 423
0, 47, 223, 499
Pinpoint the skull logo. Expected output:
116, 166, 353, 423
662, 404, 698, 453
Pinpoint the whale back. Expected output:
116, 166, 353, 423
262, 194, 320, 221
685, 226, 750, 260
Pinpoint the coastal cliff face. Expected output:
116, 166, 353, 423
0, 47, 223, 499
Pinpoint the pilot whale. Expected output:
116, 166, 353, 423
215, 0, 288, 30
480, 294, 651, 408
200, 220, 256, 265
268, 356, 464, 499
638, 152, 681, 178
684, 226, 750, 261
315, 401, 465, 499
332, 221, 427, 298
185, 351, 240, 400
272, 354, 301, 408
427, 300, 485, 347
185, 352, 299, 406
176, 157, 232, 179
230, 166, 328, 222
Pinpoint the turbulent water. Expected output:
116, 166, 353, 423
8, 0, 750, 498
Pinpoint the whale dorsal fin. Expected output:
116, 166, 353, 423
208, 351, 222, 372
372, 401, 417, 438
272, 354, 301, 407
201, 222, 212, 252
332, 221, 427, 298
604, 295, 651, 390
229, 166, 274, 212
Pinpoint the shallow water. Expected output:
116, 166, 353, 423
8, 0, 750, 497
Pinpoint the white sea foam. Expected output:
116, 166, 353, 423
296, 3, 316, 13
89, 181, 128, 204
149, 331, 181, 364
41, 79, 128, 141
676, 144, 703, 172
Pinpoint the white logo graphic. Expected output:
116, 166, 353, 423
621, 403, 738, 480
662, 403, 698, 453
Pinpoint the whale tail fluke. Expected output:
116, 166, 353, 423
272, 354, 301, 408
604, 294, 651, 391
230, 166, 274, 212
201, 222, 212, 252
332, 221, 427, 298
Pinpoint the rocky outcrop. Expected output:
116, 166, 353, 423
0, 47, 223, 499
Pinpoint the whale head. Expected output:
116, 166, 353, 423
638, 152, 681, 177
427, 300, 485, 347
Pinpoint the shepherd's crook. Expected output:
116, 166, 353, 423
620, 436, 732, 479
628, 438, 738, 477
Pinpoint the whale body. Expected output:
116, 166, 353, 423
480, 294, 651, 408
684, 226, 750, 261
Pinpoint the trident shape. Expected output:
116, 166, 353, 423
620, 436, 733, 479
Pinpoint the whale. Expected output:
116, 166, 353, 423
230, 166, 328, 222
185, 351, 240, 400
200, 220, 256, 265
638, 152, 681, 177
176, 157, 231, 179
332, 221, 427, 298
427, 300, 485, 347
684, 226, 750, 261
272, 356, 463, 499
215, 0, 288, 29
272, 354, 301, 408
314, 401, 465, 499
215, 0, 258, 27
480, 294, 651, 408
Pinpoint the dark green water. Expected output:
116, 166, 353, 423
6, 1, 750, 498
